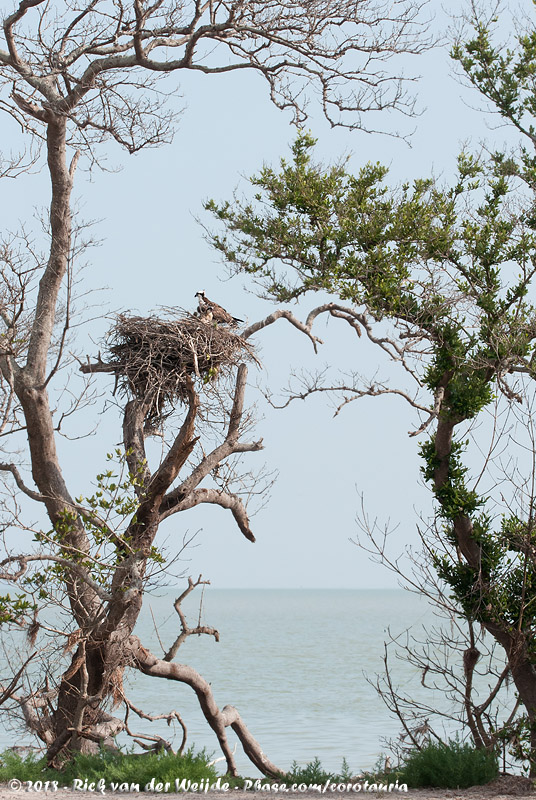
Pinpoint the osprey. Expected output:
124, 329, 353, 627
197, 305, 213, 324
195, 291, 243, 326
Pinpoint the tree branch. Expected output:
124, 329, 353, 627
161, 488, 255, 542
160, 364, 263, 516
129, 635, 284, 778
145, 377, 199, 502
0, 461, 44, 502
242, 309, 323, 352
0, 554, 111, 601
163, 575, 219, 662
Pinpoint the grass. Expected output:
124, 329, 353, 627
0, 748, 219, 788
398, 740, 498, 789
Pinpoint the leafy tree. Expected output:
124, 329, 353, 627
206, 6, 536, 774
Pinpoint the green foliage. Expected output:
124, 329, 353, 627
420, 439, 483, 520
0, 751, 356, 789
452, 17, 536, 150
287, 756, 339, 783
0, 751, 47, 784
0, 748, 217, 788
206, 132, 536, 645
496, 715, 535, 764
399, 741, 498, 789
339, 757, 352, 781
419, 435, 528, 622
0, 451, 160, 629
76, 449, 145, 528
451, 9, 536, 201
205, 30, 536, 767
206, 135, 536, 468
287, 756, 353, 783
422, 324, 495, 419
207, 132, 536, 340
20, 450, 159, 608
0, 593, 36, 624
206, 131, 461, 319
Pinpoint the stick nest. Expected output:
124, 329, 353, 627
106, 312, 255, 426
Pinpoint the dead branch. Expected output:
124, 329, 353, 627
265, 369, 431, 418
0, 652, 36, 708
159, 363, 263, 524
129, 635, 284, 778
0, 462, 45, 502
0, 0, 432, 151
123, 697, 187, 755
164, 575, 219, 662
242, 309, 323, 352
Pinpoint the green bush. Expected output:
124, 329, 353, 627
288, 756, 352, 783
0, 747, 218, 788
400, 740, 498, 789
0, 751, 45, 784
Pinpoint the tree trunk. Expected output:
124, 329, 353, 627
12, 116, 101, 628
8, 114, 108, 759
4, 118, 273, 768
433, 413, 536, 772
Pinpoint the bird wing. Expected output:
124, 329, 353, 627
203, 295, 242, 325
209, 301, 233, 324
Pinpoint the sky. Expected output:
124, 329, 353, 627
1, 0, 529, 589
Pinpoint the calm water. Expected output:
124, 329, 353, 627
122, 588, 439, 775
0, 589, 475, 774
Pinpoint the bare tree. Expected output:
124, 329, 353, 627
1, 309, 286, 774
0, 0, 432, 769
0, 0, 431, 153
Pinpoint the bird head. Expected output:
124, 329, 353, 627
195, 290, 206, 299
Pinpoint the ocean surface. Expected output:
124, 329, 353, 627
0, 589, 501, 775
118, 588, 447, 775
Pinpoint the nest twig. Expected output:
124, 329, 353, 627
104, 312, 255, 426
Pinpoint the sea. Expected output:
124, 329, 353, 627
0, 589, 504, 776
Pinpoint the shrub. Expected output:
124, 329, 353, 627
399, 740, 498, 789
0, 747, 218, 788
288, 756, 352, 783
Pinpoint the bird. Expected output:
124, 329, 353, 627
197, 305, 213, 324
194, 291, 243, 326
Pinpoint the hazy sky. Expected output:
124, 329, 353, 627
1, 0, 527, 589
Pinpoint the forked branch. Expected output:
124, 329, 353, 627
129, 636, 284, 778
164, 575, 219, 662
